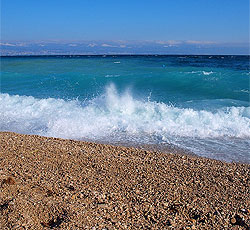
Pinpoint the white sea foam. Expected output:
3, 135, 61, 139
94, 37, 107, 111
185, 71, 214, 75
1, 84, 250, 139
234, 89, 250, 94
1, 84, 250, 162
202, 71, 213, 75
105, 74, 121, 78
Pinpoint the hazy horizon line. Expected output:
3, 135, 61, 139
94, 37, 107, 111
1, 39, 249, 56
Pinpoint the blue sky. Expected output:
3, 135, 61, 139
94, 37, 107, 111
1, 0, 249, 42
0, 0, 249, 54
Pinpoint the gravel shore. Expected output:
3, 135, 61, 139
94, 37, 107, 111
0, 132, 249, 229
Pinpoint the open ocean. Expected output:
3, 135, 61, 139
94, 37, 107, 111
0, 55, 249, 163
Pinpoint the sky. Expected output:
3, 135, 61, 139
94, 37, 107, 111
0, 0, 249, 54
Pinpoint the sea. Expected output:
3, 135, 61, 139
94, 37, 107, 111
0, 55, 249, 163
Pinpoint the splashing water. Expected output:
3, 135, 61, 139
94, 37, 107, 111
1, 55, 250, 162
1, 84, 250, 163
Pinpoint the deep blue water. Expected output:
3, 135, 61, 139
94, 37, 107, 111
0, 55, 250, 162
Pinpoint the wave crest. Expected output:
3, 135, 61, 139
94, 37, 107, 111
1, 84, 250, 141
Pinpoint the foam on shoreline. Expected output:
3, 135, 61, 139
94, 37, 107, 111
1, 84, 250, 163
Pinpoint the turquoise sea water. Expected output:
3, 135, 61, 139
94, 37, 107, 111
0, 55, 250, 162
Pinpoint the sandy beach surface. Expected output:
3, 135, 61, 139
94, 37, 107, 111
0, 132, 249, 229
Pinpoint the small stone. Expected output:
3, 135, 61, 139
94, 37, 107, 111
79, 193, 84, 198
46, 190, 53, 196
230, 217, 236, 224
97, 203, 108, 209
3, 177, 16, 185
240, 208, 249, 214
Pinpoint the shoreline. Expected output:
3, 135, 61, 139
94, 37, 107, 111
81, 138, 198, 158
1, 132, 249, 229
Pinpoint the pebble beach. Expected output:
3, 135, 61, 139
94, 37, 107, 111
0, 132, 249, 229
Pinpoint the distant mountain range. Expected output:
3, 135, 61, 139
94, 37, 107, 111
0, 40, 249, 55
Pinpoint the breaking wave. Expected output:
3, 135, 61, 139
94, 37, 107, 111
1, 84, 250, 139
1, 84, 250, 162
